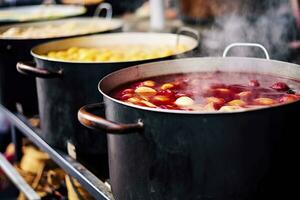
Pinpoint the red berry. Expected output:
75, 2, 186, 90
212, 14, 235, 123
249, 80, 260, 87
271, 82, 290, 91
132, 82, 143, 88
157, 89, 175, 98
120, 93, 134, 100
159, 105, 168, 109
122, 89, 134, 94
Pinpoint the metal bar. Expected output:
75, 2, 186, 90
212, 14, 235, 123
0, 105, 114, 200
0, 153, 41, 200
222, 43, 270, 60
11, 125, 23, 162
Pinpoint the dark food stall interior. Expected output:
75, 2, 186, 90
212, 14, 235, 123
0, 0, 300, 200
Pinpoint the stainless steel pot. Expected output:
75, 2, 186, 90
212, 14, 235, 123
78, 43, 300, 200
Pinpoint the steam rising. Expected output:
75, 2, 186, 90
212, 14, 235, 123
173, 0, 300, 105
197, 0, 297, 61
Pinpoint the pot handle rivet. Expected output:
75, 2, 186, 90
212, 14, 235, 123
223, 43, 270, 60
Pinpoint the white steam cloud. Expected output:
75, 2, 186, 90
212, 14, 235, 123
197, 0, 297, 61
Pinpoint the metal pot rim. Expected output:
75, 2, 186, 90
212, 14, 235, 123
0, 4, 86, 24
30, 32, 198, 64
98, 57, 300, 115
0, 17, 123, 41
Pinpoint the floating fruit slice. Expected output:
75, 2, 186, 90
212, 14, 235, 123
140, 100, 157, 108
175, 96, 194, 107
227, 99, 246, 107
219, 106, 243, 112
151, 95, 171, 105
143, 80, 156, 87
135, 86, 157, 97
253, 98, 276, 105
127, 97, 142, 104
161, 83, 175, 90
237, 91, 252, 98
279, 94, 300, 103
204, 102, 217, 111
205, 97, 225, 110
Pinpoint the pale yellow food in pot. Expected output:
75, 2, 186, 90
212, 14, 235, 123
0, 21, 111, 39
0, 5, 85, 22
44, 45, 188, 62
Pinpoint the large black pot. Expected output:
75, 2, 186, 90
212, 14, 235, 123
17, 32, 199, 176
0, 15, 123, 115
78, 43, 300, 199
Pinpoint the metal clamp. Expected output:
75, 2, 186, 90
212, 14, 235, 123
94, 3, 113, 19
176, 27, 200, 47
0, 105, 114, 200
223, 43, 270, 60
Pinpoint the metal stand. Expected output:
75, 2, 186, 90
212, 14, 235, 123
11, 126, 23, 162
0, 105, 114, 200
0, 153, 40, 200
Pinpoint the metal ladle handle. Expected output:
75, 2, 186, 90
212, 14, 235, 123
94, 3, 113, 19
223, 43, 270, 60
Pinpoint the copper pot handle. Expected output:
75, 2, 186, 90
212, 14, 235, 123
94, 3, 113, 19
17, 61, 63, 79
78, 103, 144, 134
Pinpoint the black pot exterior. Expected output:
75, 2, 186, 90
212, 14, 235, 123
33, 58, 159, 176
0, 28, 122, 115
103, 98, 299, 200
30, 32, 198, 148
0, 39, 44, 115
26, 31, 198, 177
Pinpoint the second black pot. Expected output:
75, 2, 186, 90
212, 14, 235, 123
17, 32, 198, 176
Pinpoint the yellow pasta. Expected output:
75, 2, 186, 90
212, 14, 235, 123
43, 45, 188, 62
